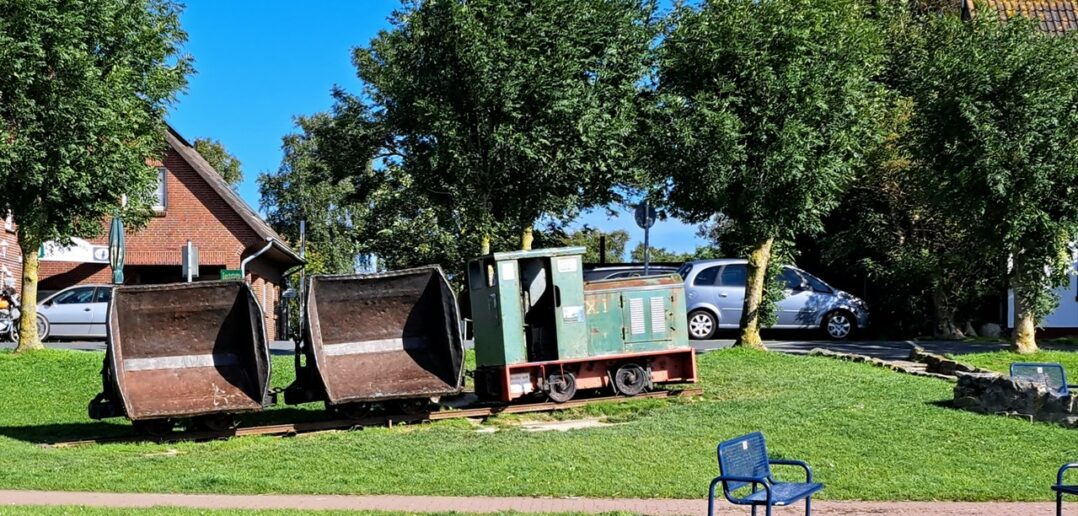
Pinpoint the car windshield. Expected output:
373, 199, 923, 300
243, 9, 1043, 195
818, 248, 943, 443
677, 263, 693, 280
801, 271, 833, 293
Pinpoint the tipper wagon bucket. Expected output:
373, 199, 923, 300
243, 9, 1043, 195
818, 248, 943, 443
285, 266, 464, 406
88, 281, 271, 422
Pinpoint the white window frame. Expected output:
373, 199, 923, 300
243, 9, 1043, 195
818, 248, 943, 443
153, 167, 167, 213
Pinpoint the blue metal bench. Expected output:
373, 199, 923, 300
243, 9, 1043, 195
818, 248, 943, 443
708, 432, 823, 516
1010, 363, 1076, 396
1054, 463, 1078, 516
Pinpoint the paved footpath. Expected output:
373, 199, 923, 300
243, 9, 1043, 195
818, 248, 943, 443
0, 491, 1060, 515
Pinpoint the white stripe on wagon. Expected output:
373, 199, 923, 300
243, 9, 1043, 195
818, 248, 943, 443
123, 353, 241, 371
322, 338, 427, 356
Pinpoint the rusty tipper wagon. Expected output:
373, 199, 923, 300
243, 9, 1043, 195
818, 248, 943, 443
468, 247, 697, 403
284, 266, 465, 415
87, 281, 272, 433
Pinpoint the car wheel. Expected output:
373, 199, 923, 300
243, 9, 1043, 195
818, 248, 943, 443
37, 315, 50, 342
687, 310, 717, 340
823, 311, 856, 340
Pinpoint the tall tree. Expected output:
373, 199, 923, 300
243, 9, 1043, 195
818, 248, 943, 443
194, 137, 242, 187
352, 0, 655, 254
655, 0, 886, 349
629, 243, 693, 263
902, 7, 1078, 353
0, 0, 191, 352
259, 115, 359, 275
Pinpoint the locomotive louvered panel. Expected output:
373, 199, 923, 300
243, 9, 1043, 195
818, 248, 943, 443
650, 296, 666, 336
629, 297, 646, 335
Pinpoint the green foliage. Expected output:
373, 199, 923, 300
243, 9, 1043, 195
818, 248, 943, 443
2, 348, 1078, 501
557, 227, 630, 263
901, 7, 1078, 325
259, 115, 359, 275
655, 0, 886, 241
342, 0, 655, 256
629, 243, 690, 263
0, 0, 192, 247
194, 137, 243, 187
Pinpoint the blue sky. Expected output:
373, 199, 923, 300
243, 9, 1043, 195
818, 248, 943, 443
166, 1, 704, 260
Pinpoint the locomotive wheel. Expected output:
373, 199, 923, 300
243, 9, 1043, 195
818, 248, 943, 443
132, 419, 173, 437
613, 363, 648, 397
194, 414, 239, 432
333, 402, 373, 420
546, 371, 577, 403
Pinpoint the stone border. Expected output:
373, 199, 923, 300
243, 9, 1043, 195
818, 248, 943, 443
807, 342, 993, 382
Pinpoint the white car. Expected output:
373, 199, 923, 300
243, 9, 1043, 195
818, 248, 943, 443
36, 284, 112, 341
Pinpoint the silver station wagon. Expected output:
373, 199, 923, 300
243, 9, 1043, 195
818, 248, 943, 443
678, 259, 869, 340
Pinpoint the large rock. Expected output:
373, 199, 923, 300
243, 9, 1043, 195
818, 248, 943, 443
953, 371, 1076, 427
979, 323, 1003, 338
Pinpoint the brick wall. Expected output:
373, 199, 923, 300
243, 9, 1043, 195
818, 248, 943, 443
36, 146, 286, 339
0, 224, 20, 289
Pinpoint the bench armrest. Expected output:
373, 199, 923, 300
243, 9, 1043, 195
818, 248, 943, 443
708, 475, 771, 514
769, 458, 814, 483
1058, 463, 1078, 486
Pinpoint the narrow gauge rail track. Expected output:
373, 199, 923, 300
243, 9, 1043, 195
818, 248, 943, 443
47, 388, 704, 448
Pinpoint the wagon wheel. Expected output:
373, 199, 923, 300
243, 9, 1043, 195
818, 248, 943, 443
193, 414, 239, 432
546, 371, 577, 403
388, 399, 434, 416
333, 402, 373, 420
613, 363, 648, 397
132, 418, 173, 437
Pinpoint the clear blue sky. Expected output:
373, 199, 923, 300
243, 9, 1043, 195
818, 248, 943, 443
166, 1, 704, 260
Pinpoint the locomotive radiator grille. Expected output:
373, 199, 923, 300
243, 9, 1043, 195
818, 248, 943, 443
629, 298, 646, 335
650, 296, 666, 336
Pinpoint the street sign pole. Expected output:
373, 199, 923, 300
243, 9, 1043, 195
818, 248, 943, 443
634, 201, 657, 276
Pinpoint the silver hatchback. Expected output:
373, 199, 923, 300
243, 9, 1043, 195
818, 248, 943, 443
679, 259, 869, 340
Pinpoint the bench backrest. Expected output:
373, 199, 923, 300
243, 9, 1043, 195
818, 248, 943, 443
1010, 362, 1069, 396
717, 432, 771, 492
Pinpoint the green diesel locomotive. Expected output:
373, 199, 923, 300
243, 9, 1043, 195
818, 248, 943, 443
467, 246, 697, 402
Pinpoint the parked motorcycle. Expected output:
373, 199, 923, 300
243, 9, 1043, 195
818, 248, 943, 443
0, 285, 22, 342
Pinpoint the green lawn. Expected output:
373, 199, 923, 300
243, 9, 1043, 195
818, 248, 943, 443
956, 350, 1078, 376
0, 347, 1074, 501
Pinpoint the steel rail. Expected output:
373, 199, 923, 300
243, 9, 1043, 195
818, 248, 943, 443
46, 388, 704, 448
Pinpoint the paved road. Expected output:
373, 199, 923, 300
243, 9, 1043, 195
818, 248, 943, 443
691, 338, 1011, 360
1, 336, 1015, 362
0, 339, 299, 355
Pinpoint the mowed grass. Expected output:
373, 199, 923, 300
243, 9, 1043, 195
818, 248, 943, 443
957, 349, 1078, 377
0, 347, 1075, 501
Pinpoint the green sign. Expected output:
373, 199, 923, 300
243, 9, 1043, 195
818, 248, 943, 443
220, 269, 243, 280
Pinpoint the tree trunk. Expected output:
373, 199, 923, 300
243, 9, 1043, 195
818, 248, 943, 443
521, 227, 534, 251
480, 234, 491, 255
932, 283, 964, 340
1011, 285, 1038, 354
735, 237, 773, 351
14, 240, 41, 353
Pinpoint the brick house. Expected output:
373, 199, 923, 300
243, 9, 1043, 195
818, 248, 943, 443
8, 124, 302, 338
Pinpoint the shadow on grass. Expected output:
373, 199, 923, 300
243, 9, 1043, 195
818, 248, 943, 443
0, 407, 333, 445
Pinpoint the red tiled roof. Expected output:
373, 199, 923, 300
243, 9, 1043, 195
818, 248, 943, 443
980, 0, 1078, 34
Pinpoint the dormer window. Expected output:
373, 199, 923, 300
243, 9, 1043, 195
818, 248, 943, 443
153, 167, 167, 213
